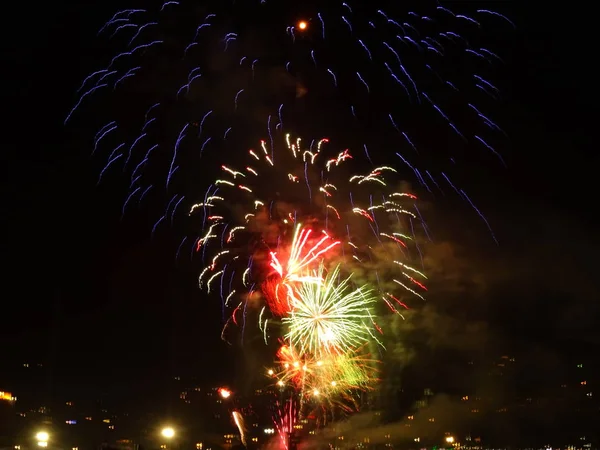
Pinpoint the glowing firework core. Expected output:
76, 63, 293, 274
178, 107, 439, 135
284, 264, 376, 357
218, 388, 231, 399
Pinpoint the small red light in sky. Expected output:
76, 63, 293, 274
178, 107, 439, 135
298, 21, 308, 31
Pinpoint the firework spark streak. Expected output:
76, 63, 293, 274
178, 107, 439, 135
232, 411, 247, 446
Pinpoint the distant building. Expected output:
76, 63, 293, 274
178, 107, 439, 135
443, 351, 599, 447
0, 391, 17, 445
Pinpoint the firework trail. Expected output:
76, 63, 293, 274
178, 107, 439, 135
69, 0, 512, 244
273, 399, 297, 450
232, 410, 247, 446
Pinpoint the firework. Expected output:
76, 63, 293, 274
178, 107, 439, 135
219, 387, 232, 399
232, 410, 247, 446
70, 1, 510, 244
273, 399, 297, 450
274, 345, 377, 401
70, 0, 513, 435
283, 264, 376, 358
263, 224, 341, 317
195, 134, 427, 337
194, 133, 418, 423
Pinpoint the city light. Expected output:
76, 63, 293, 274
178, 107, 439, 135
161, 427, 175, 439
35, 432, 49, 443
446, 436, 455, 444
0, 391, 15, 402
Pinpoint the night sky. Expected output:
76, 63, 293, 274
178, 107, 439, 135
2, 0, 598, 411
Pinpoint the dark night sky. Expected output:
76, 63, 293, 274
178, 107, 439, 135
1, 0, 598, 407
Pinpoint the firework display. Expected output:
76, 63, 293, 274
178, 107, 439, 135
196, 132, 425, 331
193, 131, 423, 436
70, 0, 511, 241
69, 0, 512, 444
